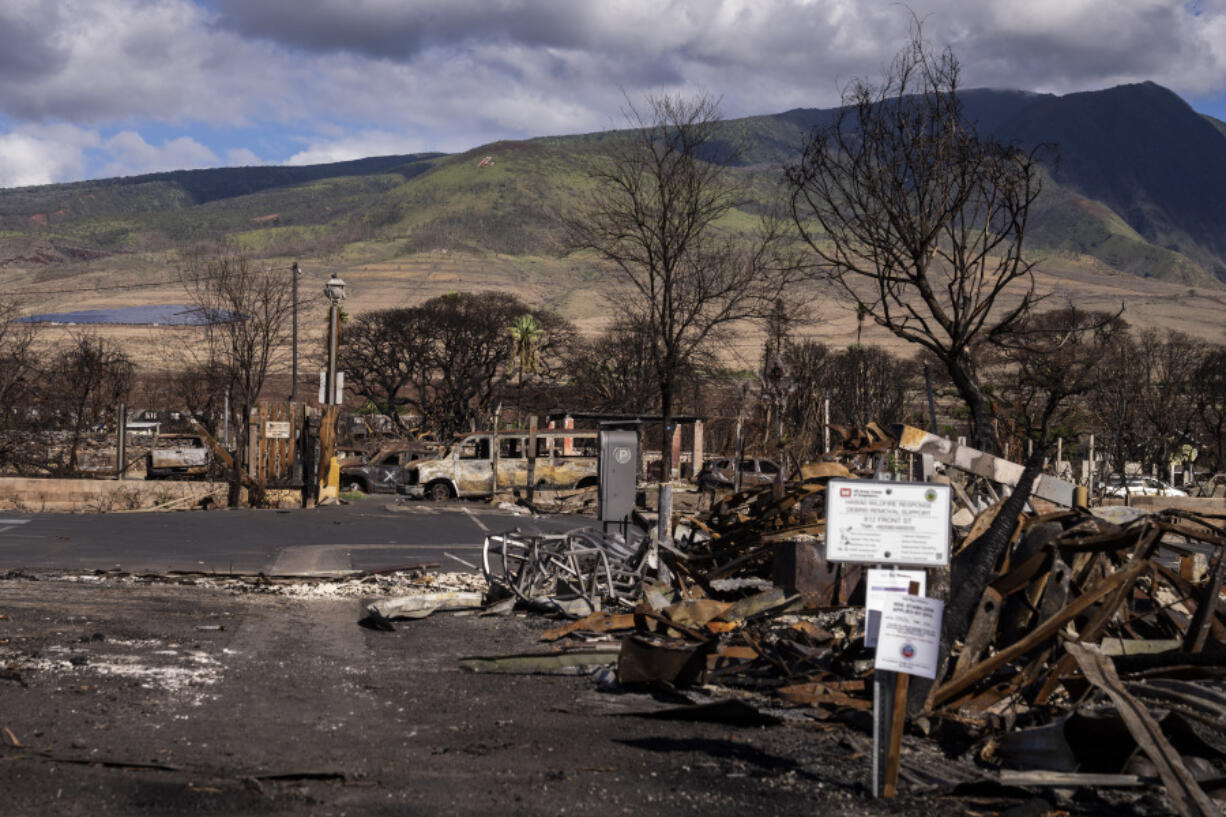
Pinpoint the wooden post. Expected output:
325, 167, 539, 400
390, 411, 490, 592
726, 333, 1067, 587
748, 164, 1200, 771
882, 580, 920, 799
115, 403, 126, 479
1088, 434, 1095, 488
527, 415, 538, 504
670, 423, 682, 481
823, 397, 831, 453
733, 417, 744, 492
692, 420, 704, 481
491, 431, 500, 493
658, 483, 673, 547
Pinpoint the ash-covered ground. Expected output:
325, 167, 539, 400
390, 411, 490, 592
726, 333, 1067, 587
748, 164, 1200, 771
0, 573, 1172, 816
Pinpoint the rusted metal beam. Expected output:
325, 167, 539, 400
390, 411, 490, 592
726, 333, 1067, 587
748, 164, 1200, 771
894, 425, 1077, 506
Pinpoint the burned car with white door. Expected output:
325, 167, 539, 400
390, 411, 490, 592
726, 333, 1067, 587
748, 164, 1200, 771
401, 430, 600, 501
340, 442, 442, 494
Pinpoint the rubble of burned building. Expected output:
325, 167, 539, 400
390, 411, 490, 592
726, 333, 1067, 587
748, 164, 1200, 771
361, 424, 1226, 816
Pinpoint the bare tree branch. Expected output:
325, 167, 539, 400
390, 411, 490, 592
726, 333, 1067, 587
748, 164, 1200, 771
563, 92, 798, 475
784, 25, 1043, 451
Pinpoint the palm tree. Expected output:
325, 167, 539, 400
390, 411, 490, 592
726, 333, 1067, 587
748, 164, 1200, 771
508, 314, 544, 426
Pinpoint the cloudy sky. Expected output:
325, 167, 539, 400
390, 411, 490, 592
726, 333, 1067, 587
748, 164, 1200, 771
1, 0, 1223, 188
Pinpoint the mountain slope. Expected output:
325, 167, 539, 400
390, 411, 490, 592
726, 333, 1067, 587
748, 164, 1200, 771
1, 84, 1224, 290
993, 82, 1226, 281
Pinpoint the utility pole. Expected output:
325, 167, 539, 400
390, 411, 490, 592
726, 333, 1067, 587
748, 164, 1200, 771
290, 262, 300, 403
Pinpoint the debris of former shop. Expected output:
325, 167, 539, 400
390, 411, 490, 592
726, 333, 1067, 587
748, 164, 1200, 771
400, 422, 1226, 815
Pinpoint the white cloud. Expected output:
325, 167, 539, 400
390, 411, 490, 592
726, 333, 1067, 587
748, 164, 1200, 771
0, 123, 99, 187
1, 0, 1225, 185
286, 130, 432, 165
98, 131, 218, 177
225, 147, 262, 166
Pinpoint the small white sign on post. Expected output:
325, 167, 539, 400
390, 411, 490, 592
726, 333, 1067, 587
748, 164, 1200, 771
825, 479, 952, 567
864, 569, 927, 648
264, 421, 291, 439
873, 595, 944, 680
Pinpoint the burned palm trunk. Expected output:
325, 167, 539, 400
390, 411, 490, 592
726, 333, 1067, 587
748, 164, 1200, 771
909, 452, 1044, 715
947, 453, 1044, 646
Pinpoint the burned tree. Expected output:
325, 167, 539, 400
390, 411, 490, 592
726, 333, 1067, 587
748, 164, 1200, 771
339, 293, 573, 440
564, 93, 795, 479
180, 241, 293, 504
1135, 329, 1202, 480
994, 307, 1129, 454
784, 27, 1042, 453
0, 298, 38, 470
336, 307, 432, 435
44, 333, 134, 475
566, 318, 716, 415
1193, 346, 1226, 480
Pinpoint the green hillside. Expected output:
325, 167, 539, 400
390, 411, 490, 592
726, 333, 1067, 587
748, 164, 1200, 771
1, 84, 1224, 293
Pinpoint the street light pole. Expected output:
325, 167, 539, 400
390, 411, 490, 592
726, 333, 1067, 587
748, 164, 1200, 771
290, 262, 300, 403
323, 274, 347, 406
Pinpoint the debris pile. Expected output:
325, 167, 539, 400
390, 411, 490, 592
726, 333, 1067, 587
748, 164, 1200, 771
4, 566, 486, 601
424, 425, 1226, 812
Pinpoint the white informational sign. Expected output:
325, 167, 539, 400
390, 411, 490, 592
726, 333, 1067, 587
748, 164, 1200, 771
825, 479, 952, 566
864, 569, 927, 648
264, 421, 291, 439
874, 595, 944, 679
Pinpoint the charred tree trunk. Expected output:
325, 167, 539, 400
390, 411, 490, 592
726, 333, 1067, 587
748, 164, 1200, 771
659, 371, 674, 483
945, 356, 996, 453
908, 449, 1045, 715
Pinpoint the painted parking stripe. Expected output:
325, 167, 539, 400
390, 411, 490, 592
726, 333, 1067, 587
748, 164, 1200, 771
0, 518, 29, 534
462, 507, 490, 533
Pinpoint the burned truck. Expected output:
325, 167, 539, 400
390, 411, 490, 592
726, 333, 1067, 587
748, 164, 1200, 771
145, 434, 211, 480
401, 430, 600, 501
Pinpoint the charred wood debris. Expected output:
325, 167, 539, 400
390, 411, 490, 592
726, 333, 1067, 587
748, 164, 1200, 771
365, 424, 1226, 815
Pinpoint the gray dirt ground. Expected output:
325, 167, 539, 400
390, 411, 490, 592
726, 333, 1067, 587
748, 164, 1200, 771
0, 575, 1180, 817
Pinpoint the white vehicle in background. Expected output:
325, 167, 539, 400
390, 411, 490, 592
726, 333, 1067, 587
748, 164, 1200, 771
145, 434, 211, 480
1102, 476, 1188, 498
401, 430, 600, 501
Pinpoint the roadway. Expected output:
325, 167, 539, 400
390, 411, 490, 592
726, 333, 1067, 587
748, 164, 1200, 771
0, 498, 589, 575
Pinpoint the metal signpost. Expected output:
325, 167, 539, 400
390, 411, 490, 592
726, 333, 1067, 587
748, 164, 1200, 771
824, 478, 951, 798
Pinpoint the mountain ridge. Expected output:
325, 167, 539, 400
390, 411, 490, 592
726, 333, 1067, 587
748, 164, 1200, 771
1, 82, 1224, 290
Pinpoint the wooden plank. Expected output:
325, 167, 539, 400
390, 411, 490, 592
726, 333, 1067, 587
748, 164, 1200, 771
999, 770, 1149, 788
189, 420, 260, 492
882, 580, 919, 799
895, 425, 1077, 506
932, 559, 1145, 707
1183, 552, 1226, 654
1034, 529, 1160, 704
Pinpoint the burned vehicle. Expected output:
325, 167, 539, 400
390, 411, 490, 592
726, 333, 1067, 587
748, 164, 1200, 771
402, 430, 600, 501
340, 443, 441, 494
696, 456, 781, 490
145, 434, 211, 480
